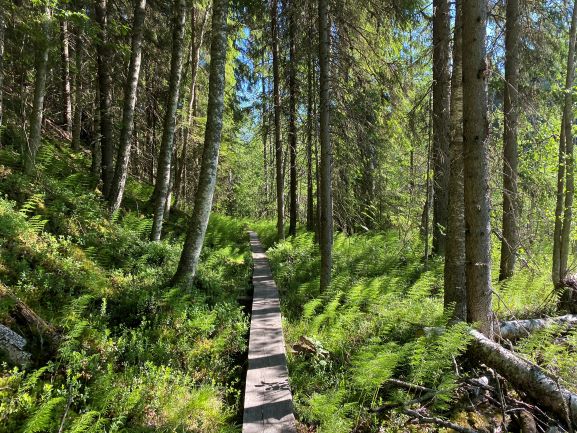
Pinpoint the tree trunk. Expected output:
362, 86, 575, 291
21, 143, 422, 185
272, 0, 284, 240
175, 6, 208, 210
559, 0, 577, 311
0, 10, 4, 148
72, 27, 83, 151
306, 9, 315, 232
444, 0, 466, 322
462, 0, 493, 337
499, 0, 520, 281
60, 19, 72, 134
318, 0, 333, 291
108, 0, 147, 214
288, 0, 298, 237
24, 6, 51, 175
91, 79, 102, 178
553, 1, 577, 289
470, 329, 577, 427
150, 0, 187, 241
95, 0, 114, 198
172, 0, 228, 286
499, 314, 577, 340
432, 0, 451, 256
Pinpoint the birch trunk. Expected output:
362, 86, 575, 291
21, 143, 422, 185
60, 19, 72, 133
24, 6, 51, 175
150, 0, 187, 241
172, 0, 228, 286
108, 0, 147, 214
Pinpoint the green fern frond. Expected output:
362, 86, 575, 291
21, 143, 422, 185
23, 396, 65, 433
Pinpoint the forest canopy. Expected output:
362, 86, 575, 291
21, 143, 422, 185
1, 0, 577, 432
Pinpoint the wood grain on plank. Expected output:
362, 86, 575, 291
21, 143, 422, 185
243, 231, 296, 433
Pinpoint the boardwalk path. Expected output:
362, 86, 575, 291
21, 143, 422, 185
243, 231, 296, 433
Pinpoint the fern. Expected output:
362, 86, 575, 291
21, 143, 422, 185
19, 194, 45, 216
69, 411, 102, 433
23, 397, 65, 433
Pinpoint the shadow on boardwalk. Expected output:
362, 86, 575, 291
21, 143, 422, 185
242, 231, 296, 433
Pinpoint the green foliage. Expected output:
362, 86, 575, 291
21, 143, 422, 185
0, 143, 249, 432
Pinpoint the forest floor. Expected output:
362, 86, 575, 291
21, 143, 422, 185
0, 140, 576, 433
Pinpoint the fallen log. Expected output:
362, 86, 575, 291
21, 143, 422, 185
0, 284, 60, 362
470, 329, 577, 427
498, 315, 577, 341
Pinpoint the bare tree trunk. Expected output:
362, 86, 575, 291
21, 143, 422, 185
306, 8, 314, 232
470, 329, 577, 427
95, 0, 114, 198
553, 1, 577, 289
60, 19, 72, 133
91, 79, 102, 178
0, 11, 4, 148
72, 28, 83, 151
262, 69, 269, 209
444, 0, 466, 322
172, 0, 228, 286
319, 0, 333, 291
462, 0, 493, 337
271, 0, 284, 240
24, 6, 51, 175
108, 0, 147, 214
150, 0, 187, 241
288, 0, 298, 237
499, 0, 520, 281
432, 0, 451, 256
175, 6, 208, 210
559, 0, 577, 311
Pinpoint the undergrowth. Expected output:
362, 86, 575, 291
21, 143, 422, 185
0, 143, 249, 432
257, 223, 561, 432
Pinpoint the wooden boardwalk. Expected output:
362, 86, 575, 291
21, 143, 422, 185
243, 231, 296, 433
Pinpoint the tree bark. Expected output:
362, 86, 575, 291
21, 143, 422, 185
319, 0, 333, 291
150, 0, 187, 241
462, 0, 493, 337
175, 6, 208, 210
24, 5, 51, 175
470, 329, 577, 427
108, 0, 147, 214
499, 0, 520, 281
553, 1, 577, 289
306, 6, 315, 232
60, 19, 72, 133
172, 0, 228, 286
499, 314, 577, 340
0, 10, 4, 148
272, 0, 284, 240
432, 0, 451, 256
72, 27, 83, 151
444, 0, 466, 322
559, 1, 577, 311
95, 0, 114, 198
288, 0, 298, 237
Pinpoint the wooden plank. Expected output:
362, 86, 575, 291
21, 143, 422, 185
243, 231, 296, 433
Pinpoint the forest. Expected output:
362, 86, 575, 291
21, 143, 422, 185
0, 0, 577, 431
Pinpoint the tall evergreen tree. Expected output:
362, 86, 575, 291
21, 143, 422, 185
444, 0, 466, 322
432, 0, 451, 256
318, 0, 332, 291
499, 0, 520, 281
463, 0, 493, 337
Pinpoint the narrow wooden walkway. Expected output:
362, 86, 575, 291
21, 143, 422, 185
243, 231, 296, 433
